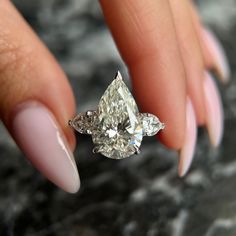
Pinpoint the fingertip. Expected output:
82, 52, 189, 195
204, 72, 224, 147
10, 101, 80, 193
178, 98, 197, 177
131, 64, 186, 150
157, 122, 185, 150
187, 72, 206, 126
202, 28, 231, 83
63, 172, 81, 194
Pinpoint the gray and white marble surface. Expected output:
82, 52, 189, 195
0, 0, 236, 235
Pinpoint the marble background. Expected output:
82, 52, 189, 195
0, 0, 236, 235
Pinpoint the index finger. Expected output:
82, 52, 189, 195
99, 0, 187, 149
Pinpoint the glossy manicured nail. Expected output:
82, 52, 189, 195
179, 98, 197, 177
203, 28, 230, 83
204, 72, 224, 147
12, 102, 80, 193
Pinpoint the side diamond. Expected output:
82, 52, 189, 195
68, 110, 97, 135
139, 113, 165, 136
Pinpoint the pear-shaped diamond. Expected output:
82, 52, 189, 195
69, 72, 165, 159
91, 72, 143, 159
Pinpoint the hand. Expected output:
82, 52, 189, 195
99, 0, 229, 176
0, 0, 229, 193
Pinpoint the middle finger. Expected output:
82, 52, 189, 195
169, 0, 206, 125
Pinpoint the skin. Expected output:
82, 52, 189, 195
0, 0, 76, 150
100, 0, 187, 149
0, 0, 223, 189
169, 0, 206, 125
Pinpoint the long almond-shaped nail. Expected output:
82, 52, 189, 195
12, 102, 80, 193
204, 72, 224, 147
203, 28, 230, 83
179, 98, 197, 177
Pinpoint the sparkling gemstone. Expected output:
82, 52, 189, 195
69, 110, 97, 135
69, 72, 165, 159
139, 113, 165, 136
91, 72, 143, 159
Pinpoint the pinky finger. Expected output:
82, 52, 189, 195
189, 3, 231, 83
202, 28, 231, 83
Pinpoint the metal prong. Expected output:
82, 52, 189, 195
68, 119, 73, 127
160, 123, 165, 130
115, 71, 123, 80
86, 110, 93, 116
93, 146, 102, 154
134, 146, 141, 155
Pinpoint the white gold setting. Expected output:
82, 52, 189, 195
69, 71, 165, 159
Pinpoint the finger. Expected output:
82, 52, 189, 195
178, 98, 197, 177
188, 3, 225, 147
99, 0, 187, 149
169, 0, 206, 125
202, 28, 231, 83
0, 1, 79, 193
203, 72, 224, 148
189, 3, 213, 68
189, 3, 230, 83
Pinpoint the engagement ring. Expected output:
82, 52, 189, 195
69, 71, 165, 159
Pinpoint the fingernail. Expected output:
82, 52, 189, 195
203, 28, 230, 83
12, 101, 80, 193
179, 98, 197, 177
204, 72, 224, 147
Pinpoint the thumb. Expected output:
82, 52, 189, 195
0, 1, 79, 193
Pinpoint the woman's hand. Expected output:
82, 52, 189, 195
100, 0, 228, 175
0, 0, 229, 193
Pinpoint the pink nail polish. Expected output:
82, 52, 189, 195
203, 28, 230, 82
12, 102, 80, 193
179, 98, 197, 177
204, 72, 224, 147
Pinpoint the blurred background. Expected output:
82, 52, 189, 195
0, 0, 236, 235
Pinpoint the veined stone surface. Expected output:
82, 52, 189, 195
92, 72, 143, 159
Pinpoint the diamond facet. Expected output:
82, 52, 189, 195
69, 71, 165, 159
139, 113, 165, 136
69, 110, 97, 135
91, 72, 143, 159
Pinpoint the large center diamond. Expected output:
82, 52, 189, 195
92, 72, 143, 159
